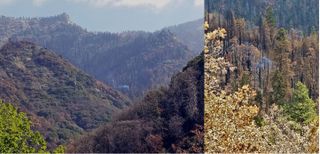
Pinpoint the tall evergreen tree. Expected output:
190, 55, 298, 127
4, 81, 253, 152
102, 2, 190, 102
271, 70, 286, 104
284, 82, 317, 124
272, 28, 292, 97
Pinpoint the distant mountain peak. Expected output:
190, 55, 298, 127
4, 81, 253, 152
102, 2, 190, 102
52, 12, 70, 22
0, 12, 71, 24
37, 12, 72, 24
0, 14, 201, 98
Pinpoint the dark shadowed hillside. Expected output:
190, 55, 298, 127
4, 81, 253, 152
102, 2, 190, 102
205, 0, 318, 34
0, 41, 130, 148
86, 30, 194, 98
0, 14, 201, 98
67, 54, 204, 153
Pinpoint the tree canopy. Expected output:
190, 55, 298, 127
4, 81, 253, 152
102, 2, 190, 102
0, 99, 64, 153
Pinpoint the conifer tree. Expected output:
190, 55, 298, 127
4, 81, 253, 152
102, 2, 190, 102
285, 82, 317, 124
272, 28, 292, 99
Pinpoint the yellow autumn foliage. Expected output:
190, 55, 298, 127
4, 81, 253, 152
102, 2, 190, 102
204, 24, 319, 153
204, 21, 209, 31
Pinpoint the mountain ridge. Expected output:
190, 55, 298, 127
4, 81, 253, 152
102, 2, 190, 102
0, 13, 202, 98
0, 40, 130, 148
67, 53, 204, 153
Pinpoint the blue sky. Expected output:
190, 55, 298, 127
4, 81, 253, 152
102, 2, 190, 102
0, 0, 204, 32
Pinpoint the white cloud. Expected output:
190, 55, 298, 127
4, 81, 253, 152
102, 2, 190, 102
32, 0, 48, 6
68, 0, 173, 9
194, 0, 203, 7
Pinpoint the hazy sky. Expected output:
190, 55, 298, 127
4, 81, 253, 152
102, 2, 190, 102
0, 0, 204, 32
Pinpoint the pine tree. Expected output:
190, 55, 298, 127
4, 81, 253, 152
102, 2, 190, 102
265, 7, 276, 28
272, 28, 292, 99
271, 70, 286, 104
284, 82, 317, 124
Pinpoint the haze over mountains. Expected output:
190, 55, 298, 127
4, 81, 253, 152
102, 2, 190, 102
165, 19, 204, 53
0, 13, 203, 150
0, 41, 130, 148
0, 13, 203, 98
68, 54, 204, 153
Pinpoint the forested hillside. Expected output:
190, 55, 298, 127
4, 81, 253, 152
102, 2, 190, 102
206, 0, 318, 34
0, 14, 201, 98
67, 54, 204, 153
0, 41, 130, 148
204, 0, 318, 152
165, 19, 203, 53
206, 0, 318, 108
205, 25, 318, 153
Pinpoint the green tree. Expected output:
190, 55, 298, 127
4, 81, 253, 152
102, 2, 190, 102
272, 28, 292, 100
275, 28, 287, 41
264, 7, 276, 50
266, 7, 276, 27
0, 99, 64, 153
0, 100, 47, 153
284, 82, 317, 124
240, 72, 250, 87
271, 70, 286, 104
53, 145, 65, 153
274, 28, 291, 73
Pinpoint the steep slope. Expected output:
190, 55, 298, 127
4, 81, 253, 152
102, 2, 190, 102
165, 19, 204, 54
87, 30, 193, 98
0, 41, 130, 148
0, 14, 199, 98
205, 0, 318, 34
67, 54, 204, 153
205, 0, 319, 108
